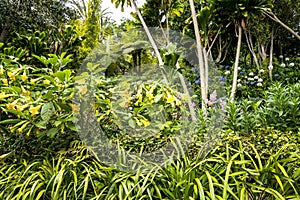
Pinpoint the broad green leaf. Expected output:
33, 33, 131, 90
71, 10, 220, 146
41, 102, 54, 121
129, 118, 136, 129
54, 71, 66, 82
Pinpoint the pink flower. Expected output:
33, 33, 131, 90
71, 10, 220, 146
206, 90, 218, 106
204, 98, 214, 106
219, 100, 226, 110
190, 102, 196, 108
210, 90, 217, 102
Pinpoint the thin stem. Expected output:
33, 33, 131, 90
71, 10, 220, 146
230, 24, 242, 103
131, 0, 168, 83
188, 0, 207, 114
262, 9, 300, 40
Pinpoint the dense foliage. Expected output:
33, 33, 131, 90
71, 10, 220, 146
0, 0, 299, 199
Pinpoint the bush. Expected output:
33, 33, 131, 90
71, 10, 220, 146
1, 130, 299, 200
261, 82, 300, 132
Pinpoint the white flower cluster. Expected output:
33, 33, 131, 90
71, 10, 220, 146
279, 55, 295, 68
225, 71, 230, 75
246, 72, 263, 87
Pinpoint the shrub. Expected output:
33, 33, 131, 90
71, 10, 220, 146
261, 82, 300, 132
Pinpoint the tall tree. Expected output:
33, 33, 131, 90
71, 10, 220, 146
0, 0, 77, 42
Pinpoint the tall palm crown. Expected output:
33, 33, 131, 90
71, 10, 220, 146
212, 0, 273, 24
111, 0, 132, 11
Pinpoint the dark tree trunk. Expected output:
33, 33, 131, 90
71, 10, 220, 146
0, 22, 11, 43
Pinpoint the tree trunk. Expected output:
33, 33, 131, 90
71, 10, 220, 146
245, 31, 260, 70
230, 24, 242, 103
206, 27, 221, 56
216, 36, 223, 63
258, 43, 267, 62
131, 0, 169, 83
188, 0, 207, 114
157, 8, 197, 121
166, 11, 169, 43
203, 48, 209, 96
268, 28, 274, 81
131, 0, 162, 65
176, 62, 197, 121
0, 23, 10, 43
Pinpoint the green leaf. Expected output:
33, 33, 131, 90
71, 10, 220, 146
205, 171, 215, 200
41, 102, 54, 121
5, 109, 26, 118
64, 69, 72, 81
0, 119, 22, 125
54, 71, 66, 82
154, 94, 163, 103
129, 118, 136, 129
54, 120, 62, 127
32, 55, 49, 66
47, 128, 58, 138
35, 120, 47, 129
172, 10, 182, 17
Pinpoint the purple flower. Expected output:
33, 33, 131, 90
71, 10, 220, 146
250, 81, 255, 85
195, 79, 200, 85
274, 74, 279, 77
239, 71, 244, 75
225, 65, 231, 69
219, 76, 226, 81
